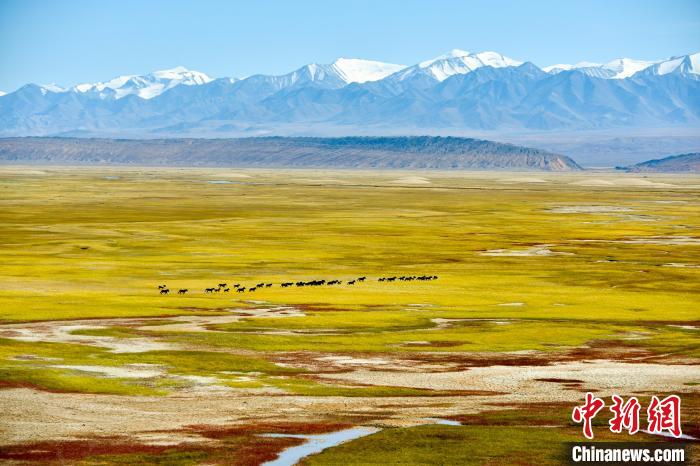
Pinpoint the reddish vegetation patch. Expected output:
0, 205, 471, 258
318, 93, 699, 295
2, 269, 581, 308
186, 420, 355, 438
399, 352, 554, 368
0, 423, 346, 465
218, 436, 304, 466
0, 438, 171, 462
180, 421, 356, 466
563, 340, 657, 362
0, 379, 78, 394
534, 377, 585, 391
446, 402, 575, 427
0, 380, 44, 390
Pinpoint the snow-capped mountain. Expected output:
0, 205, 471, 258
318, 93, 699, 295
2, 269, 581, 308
392, 49, 522, 82
0, 91, 5, 97
542, 62, 601, 74
37, 83, 67, 94
1, 50, 698, 136
245, 58, 406, 91
327, 58, 406, 83
71, 66, 213, 99
543, 58, 657, 79
639, 52, 699, 78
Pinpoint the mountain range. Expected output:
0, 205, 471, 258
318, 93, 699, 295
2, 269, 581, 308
0, 136, 581, 171
0, 49, 698, 140
623, 152, 700, 172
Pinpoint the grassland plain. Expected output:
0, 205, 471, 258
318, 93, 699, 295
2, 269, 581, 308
0, 166, 698, 465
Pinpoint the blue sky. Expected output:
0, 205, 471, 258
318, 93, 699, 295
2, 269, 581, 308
1, 0, 698, 91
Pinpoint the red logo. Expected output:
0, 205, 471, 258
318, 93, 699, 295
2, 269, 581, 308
572, 392, 605, 439
647, 395, 682, 438
609, 395, 641, 435
572, 393, 682, 439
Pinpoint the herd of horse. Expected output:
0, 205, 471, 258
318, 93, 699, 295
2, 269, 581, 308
156, 275, 438, 295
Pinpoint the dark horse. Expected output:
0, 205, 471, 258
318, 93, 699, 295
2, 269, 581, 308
178, 289, 188, 294
160, 289, 170, 295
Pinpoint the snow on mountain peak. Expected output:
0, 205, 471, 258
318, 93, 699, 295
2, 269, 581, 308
72, 67, 213, 99
151, 66, 212, 83
543, 62, 604, 74
543, 53, 699, 79
411, 50, 522, 81
601, 58, 657, 78
329, 58, 406, 83
544, 57, 658, 79
38, 83, 66, 94
419, 49, 470, 68
648, 52, 700, 76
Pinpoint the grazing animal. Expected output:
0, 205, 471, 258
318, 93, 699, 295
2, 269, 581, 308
214, 288, 221, 292
218, 283, 227, 288
358, 277, 366, 282
249, 287, 256, 292
205, 288, 214, 293
160, 289, 170, 295
158, 285, 167, 289
266, 283, 272, 288
178, 289, 188, 294
233, 284, 241, 288
237, 287, 245, 293
224, 288, 230, 292
348, 280, 356, 285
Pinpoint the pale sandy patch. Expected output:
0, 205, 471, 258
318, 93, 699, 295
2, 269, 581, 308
318, 361, 699, 395
571, 178, 675, 188
548, 205, 634, 214
206, 172, 252, 179
0, 323, 174, 353
3, 360, 696, 446
52, 364, 164, 379
499, 177, 547, 183
138, 307, 303, 333
316, 355, 391, 366
480, 245, 573, 257
390, 176, 431, 185
174, 375, 233, 393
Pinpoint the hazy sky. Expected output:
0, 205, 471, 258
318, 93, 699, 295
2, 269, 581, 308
1, 0, 698, 91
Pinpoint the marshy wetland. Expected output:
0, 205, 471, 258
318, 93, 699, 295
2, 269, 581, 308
0, 167, 698, 464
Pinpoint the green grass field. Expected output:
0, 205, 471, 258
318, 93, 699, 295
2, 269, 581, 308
0, 167, 698, 464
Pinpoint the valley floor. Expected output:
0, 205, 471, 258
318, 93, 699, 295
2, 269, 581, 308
0, 167, 698, 464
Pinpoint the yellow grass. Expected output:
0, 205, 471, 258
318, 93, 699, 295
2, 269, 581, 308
0, 167, 699, 394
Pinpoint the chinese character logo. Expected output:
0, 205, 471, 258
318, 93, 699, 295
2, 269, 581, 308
647, 395, 682, 438
572, 393, 683, 439
609, 394, 641, 434
572, 392, 605, 439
